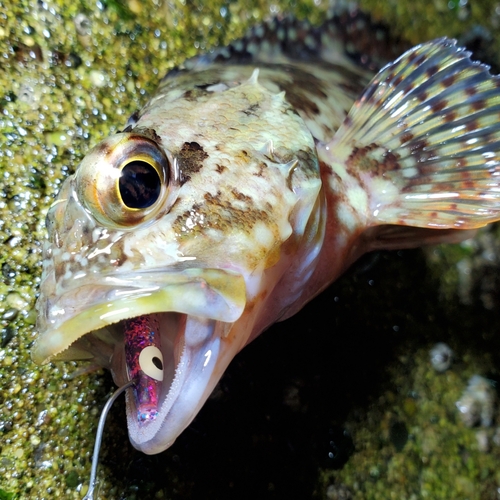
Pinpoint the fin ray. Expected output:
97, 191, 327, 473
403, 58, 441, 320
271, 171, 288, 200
321, 38, 500, 230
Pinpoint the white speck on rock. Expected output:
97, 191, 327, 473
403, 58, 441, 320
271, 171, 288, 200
456, 375, 496, 427
429, 342, 454, 372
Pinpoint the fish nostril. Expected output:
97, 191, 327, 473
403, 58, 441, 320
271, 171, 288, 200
119, 160, 162, 209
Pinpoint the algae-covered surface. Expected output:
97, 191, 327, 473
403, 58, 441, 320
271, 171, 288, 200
1, 0, 500, 498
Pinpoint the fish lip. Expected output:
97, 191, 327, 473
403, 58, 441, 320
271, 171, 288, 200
32, 268, 246, 365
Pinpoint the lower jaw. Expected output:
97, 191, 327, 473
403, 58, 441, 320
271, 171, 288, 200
53, 297, 250, 453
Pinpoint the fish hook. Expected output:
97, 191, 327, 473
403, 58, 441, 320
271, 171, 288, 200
83, 380, 134, 500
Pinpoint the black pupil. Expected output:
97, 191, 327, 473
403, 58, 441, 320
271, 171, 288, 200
152, 356, 163, 370
119, 160, 161, 209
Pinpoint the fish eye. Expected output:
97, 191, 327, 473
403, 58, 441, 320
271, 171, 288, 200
138, 345, 164, 381
76, 132, 171, 228
119, 160, 162, 209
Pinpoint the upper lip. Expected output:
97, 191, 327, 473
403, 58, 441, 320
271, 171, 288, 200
33, 267, 247, 364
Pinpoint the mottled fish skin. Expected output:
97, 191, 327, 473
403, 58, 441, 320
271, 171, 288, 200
33, 12, 500, 454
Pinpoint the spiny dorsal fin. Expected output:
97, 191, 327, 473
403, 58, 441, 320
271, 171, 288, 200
321, 38, 500, 230
179, 9, 409, 74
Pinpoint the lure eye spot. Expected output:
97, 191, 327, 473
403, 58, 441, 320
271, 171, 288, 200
152, 355, 163, 370
119, 160, 162, 209
138, 345, 164, 381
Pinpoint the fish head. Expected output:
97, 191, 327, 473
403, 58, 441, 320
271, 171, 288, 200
33, 70, 325, 453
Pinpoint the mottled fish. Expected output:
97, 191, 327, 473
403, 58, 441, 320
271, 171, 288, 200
34, 12, 500, 454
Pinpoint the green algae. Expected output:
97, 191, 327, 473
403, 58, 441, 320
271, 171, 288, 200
1, 0, 500, 499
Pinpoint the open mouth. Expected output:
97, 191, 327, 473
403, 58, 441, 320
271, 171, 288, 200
106, 311, 223, 452
33, 268, 247, 453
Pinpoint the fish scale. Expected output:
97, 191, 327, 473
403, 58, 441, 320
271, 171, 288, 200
33, 11, 500, 455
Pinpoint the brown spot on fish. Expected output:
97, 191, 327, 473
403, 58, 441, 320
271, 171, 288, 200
267, 65, 350, 118
242, 103, 260, 116
426, 65, 439, 78
442, 74, 456, 88
202, 191, 270, 232
466, 119, 479, 132
343, 116, 353, 128
177, 142, 209, 184
93, 140, 114, 159
409, 138, 430, 162
346, 143, 401, 176
130, 127, 162, 144
183, 90, 196, 101
465, 86, 477, 96
431, 99, 447, 113
173, 189, 271, 238
231, 189, 252, 202
183, 88, 211, 101
253, 162, 267, 177
283, 89, 319, 116
444, 110, 457, 122
407, 51, 418, 64
276, 66, 328, 98
393, 75, 404, 87
400, 131, 414, 145
215, 164, 226, 174
471, 99, 486, 112
417, 90, 428, 102
381, 151, 401, 173
414, 54, 427, 67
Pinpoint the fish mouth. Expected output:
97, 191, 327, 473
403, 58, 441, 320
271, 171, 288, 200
33, 268, 246, 364
33, 268, 247, 453
114, 312, 226, 453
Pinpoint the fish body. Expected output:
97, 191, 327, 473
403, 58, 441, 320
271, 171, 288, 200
34, 14, 500, 454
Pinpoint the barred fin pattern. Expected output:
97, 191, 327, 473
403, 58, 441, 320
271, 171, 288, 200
326, 38, 500, 229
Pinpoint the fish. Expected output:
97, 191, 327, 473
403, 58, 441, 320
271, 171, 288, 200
33, 11, 500, 455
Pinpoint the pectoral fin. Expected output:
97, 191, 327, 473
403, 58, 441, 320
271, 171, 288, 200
319, 38, 500, 236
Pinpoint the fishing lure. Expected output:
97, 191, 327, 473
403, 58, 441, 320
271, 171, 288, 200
124, 315, 164, 422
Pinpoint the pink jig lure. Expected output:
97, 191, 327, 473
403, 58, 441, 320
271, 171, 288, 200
124, 315, 164, 423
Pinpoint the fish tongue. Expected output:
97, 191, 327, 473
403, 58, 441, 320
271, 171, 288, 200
318, 37, 500, 248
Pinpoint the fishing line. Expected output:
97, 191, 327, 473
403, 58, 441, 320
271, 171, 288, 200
83, 381, 134, 500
